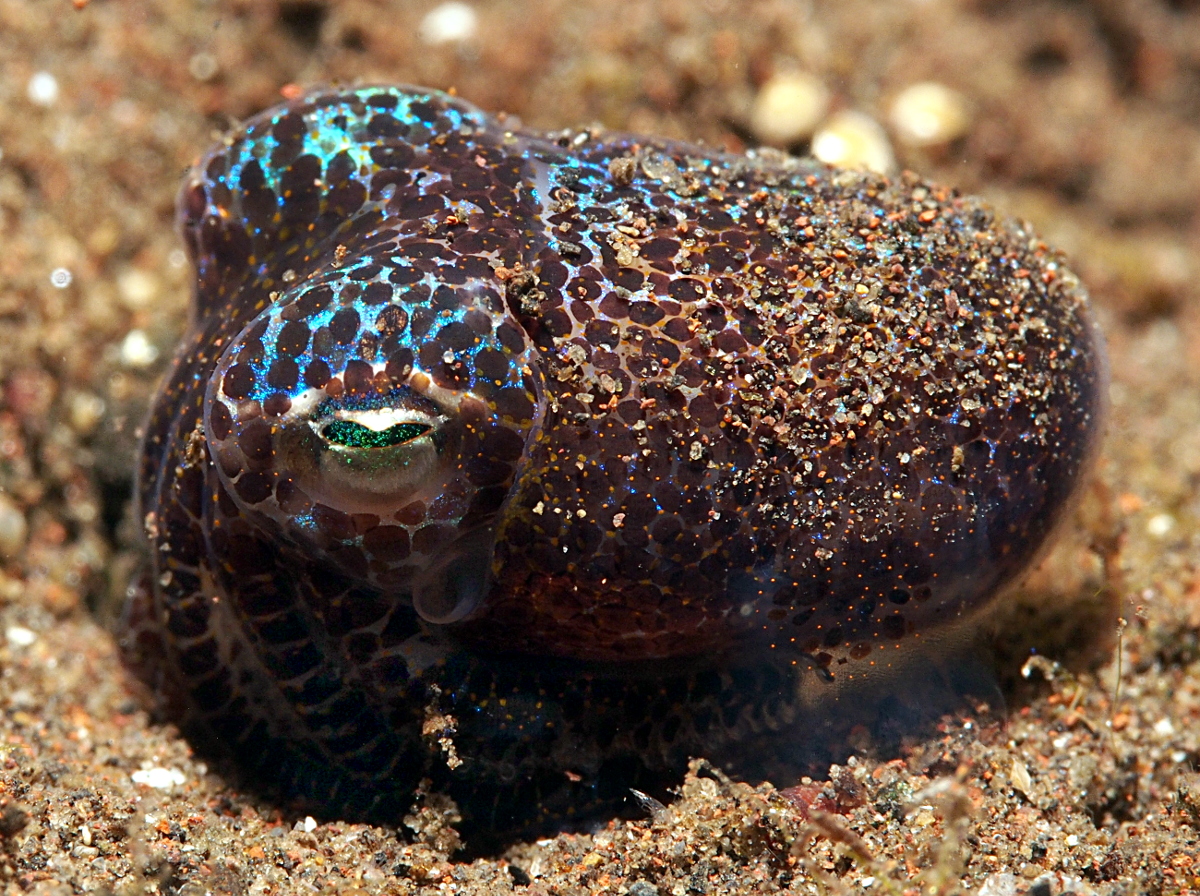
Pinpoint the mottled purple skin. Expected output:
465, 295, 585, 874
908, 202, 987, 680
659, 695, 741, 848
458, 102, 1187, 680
121, 86, 1104, 836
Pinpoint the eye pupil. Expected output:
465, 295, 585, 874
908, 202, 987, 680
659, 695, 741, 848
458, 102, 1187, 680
321, 420, 431, 448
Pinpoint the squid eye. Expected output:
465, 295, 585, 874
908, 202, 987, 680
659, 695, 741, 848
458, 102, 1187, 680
258, 395, 458, 516
321, 420, 432, 449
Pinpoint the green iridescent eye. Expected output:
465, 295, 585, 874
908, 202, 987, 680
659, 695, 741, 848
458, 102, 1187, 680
321, 420, 432, 449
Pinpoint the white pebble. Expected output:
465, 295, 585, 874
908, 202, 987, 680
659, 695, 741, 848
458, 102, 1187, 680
27, 71, 59, 107
812, 110, 895, 175
418, 2, 477, 44
1146, 513, 1174, 537
131, 767, 186, 789
889, 82, 971, 147
1009, 756, 1033, 798
5, 626, 37, 648
119, 329, 159, 368
749, 72, 829, 146
0, 495, 27, 558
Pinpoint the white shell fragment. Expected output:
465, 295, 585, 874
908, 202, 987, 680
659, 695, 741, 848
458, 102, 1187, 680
812, 110, 896, 175
749, 72, 830, 146
889, 82, 971, 147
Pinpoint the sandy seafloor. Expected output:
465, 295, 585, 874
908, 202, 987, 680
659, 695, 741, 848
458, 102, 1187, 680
0, 0, 1199, 893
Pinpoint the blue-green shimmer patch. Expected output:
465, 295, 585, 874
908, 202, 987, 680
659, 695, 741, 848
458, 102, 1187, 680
322, 420, 431, 448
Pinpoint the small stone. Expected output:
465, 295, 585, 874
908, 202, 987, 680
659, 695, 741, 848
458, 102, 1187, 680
418, 2, 477, 44
910, 805, 936, 827
117, 267, 161, 311
608, 156, 637, 187
187, 52, 219, 82
889, 82, 971, 147
639, 151, 681, 185
5, 626, 37, 648
119, 329, 159, 368
1146, 512, 1174, 537
0, 496, 28, 559
67, 392, 106, 435
749, 72, 829, 146
0, 805, 29, 838
131, 766, 186, 789
1152, 717, 1175, 736
812, 111, 895, 174
1010, 756, 1033, 800
27, 71, 59, 107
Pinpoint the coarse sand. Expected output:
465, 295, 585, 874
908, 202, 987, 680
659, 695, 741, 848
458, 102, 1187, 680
0, 1, 1197, 894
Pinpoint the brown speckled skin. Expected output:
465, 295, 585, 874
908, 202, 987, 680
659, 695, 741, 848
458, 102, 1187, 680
120, 86, 1104, 837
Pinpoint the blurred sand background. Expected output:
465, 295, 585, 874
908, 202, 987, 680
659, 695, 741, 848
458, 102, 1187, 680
0, 0, 1198, 893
